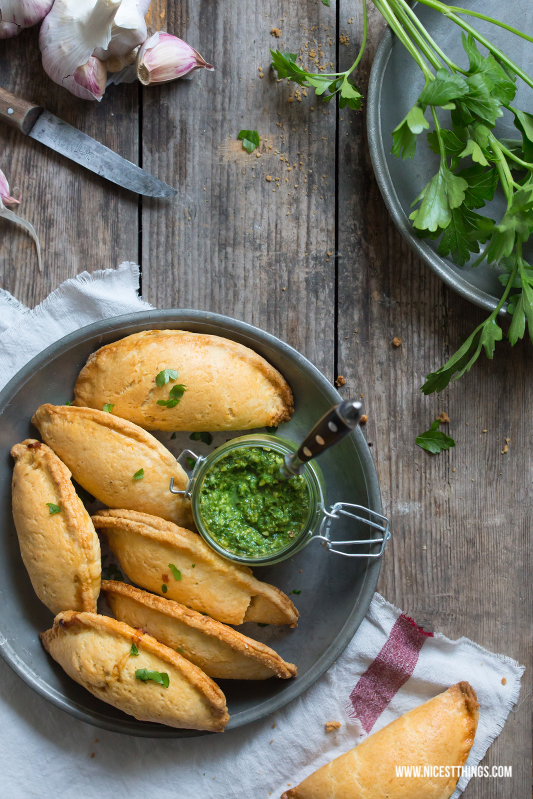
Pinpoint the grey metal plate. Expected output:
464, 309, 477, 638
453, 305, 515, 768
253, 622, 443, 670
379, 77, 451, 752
0, 310, 383, 738
29, 111, 177, 198
367, 0, 533, 313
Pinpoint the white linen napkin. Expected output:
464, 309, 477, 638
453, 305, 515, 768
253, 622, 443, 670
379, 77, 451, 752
0, 264, 525, 799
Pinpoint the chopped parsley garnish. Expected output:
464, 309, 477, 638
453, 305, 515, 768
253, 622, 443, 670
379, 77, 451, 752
189, 431, 213, 445
257, 623, 269, 627
289, 590, 301, 595
46, 503, 61, 515
101, 563, 123, 581
176, 647, 185, 654
157, 384, 187, 408
416, 420, 456, 454
170, 432, 177, 440
103, 403, 114, 413
155, 369, 178, 387
161, 584, 168, 593
130, 642, 139, 656
135, 669, 169, 688
168, 563, 182, 581
65, 401, 72, 406
133, 468, 144, 480
238, 129, 260, 153
191, 564, 195, 568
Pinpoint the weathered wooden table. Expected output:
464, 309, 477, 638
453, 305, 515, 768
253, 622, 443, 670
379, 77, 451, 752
0, 2, 531, 796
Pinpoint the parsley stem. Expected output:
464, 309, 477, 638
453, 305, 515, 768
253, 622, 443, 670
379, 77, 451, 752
415, 0, 533, 47
372, 0, 434, 81
430, 106, 446, 166
493, 136, 533, 174
347, 0, 368, 74
391, 0, 463, 73
406, 0, 533, 91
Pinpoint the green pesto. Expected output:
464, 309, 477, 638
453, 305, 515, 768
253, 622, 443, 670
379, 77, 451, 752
199, 447, 310, 557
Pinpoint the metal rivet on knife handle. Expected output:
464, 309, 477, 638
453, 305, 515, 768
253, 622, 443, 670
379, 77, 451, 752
0, 87, 43, 135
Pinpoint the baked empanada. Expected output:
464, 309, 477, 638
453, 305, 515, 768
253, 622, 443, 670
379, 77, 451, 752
73, 329, 294, 431
41, 611, 229, 732
103, 580, 297, 680
11, 440, 101, 615
31, 404, 192, 527
282, 682, 479, 799
93, 509, 299, 627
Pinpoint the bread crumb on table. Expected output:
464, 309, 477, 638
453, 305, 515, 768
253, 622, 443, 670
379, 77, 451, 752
270, 27, 282, 37
438, 411, 450, 423
502, 677, 507, 685
392, 336, 402, 347
335, 375, 346, 387
325, 721, 341, 732
360, 414, 368, 425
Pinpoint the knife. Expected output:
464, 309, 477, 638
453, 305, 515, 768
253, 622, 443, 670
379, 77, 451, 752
0, 87, 177, 198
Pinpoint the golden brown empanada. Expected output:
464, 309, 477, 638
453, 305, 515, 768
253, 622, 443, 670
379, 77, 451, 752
282, 682, 479, 799
41, 611, 229, 731
73, 329, 294, 431
93, 509, 299, 627
103, 580, 297, 680
31, 404, 192, 527
11, 440, 101, 615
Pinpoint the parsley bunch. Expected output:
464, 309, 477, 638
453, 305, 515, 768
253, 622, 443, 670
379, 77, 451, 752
272, 0, 533, 396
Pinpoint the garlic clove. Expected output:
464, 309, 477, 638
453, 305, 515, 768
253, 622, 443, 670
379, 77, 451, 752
0, 168, 42, 271
0, 0, 54, 37
0, 21, 20, 38
40, 0, 121, 101
136, 32, 214, 87
63, 56, 108, 101
93, 0, 149, 60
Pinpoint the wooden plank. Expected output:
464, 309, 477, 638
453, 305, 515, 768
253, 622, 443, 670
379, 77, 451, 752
336, 4, 532, 796
141, 0, 337, 374
0, 26, 139, 308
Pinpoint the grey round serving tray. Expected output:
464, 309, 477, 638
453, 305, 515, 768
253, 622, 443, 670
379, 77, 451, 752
367, 0, 533, 313
0, 310, 383, 738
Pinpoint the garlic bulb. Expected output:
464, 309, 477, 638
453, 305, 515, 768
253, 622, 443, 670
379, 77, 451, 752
0, 0, 53, 38
39, 0, 120, 101
136, 32, 214, 86
93, 0, 149, 60
0, 168, 42, 272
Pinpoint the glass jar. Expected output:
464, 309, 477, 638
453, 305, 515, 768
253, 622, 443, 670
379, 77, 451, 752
170, 434, 391, 567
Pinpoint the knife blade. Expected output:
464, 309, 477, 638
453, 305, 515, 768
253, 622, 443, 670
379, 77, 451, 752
0, 87, 177, 198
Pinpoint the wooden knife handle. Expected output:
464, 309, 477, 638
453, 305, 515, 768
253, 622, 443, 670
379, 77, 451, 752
0, 88, 43, 135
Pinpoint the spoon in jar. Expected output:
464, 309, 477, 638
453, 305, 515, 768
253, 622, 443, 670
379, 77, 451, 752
279, 400, 363, 479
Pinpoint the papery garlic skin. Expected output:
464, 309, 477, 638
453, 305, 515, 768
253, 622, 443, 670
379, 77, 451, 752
0, 167, 42, 271
0, 0, 54, 37
40, 0, 120, 101
136, 32, 214, 86
93, 0, 149, 60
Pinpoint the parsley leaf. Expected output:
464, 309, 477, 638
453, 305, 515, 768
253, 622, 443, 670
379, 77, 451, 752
65, 400, 72, 406
168, 563, 182, 581
46, 503, 61, 515
238, 130, 260, 153
155, 369, 178, 387
101, 563, 123, 581
418, 69, 468, 107
416, 420, 456, 454
289, 589, 301, 595
162, 584, 168, 593
103, 403, 114, 413
410, 166, 468, 232
157, 384, 187, 408
189, 431, 213, 445
130, 643, 139, 656
133, 468, 144, 480
392, 105, 429, 160
135, 669, 169, 688
321, 0, 330, 6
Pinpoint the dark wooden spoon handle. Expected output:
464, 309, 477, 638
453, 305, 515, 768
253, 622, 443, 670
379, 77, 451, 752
0, 88, 43, 135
